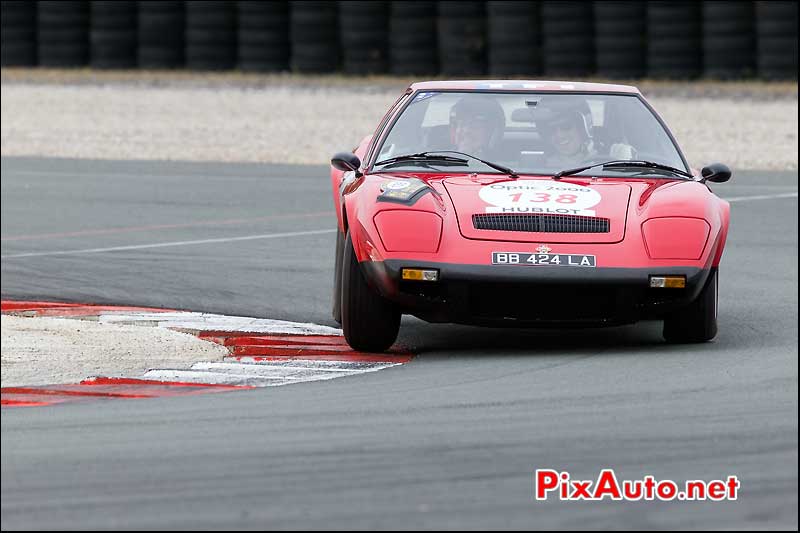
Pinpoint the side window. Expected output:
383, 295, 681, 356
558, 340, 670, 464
380, 93, 469, 159
377, 98, 431, 161
364, 92, 411, 166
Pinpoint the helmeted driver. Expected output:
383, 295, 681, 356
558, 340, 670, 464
539, 99, 636, 168
537, 101, 596, 167
449, 96, 505, 158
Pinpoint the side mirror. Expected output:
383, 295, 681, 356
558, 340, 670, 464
331, 152, 362, 176
700, 163, 731, 183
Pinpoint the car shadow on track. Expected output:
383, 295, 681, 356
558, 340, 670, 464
395, 317, 729, 357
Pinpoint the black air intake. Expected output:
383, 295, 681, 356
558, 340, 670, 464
472, 213, 610, 233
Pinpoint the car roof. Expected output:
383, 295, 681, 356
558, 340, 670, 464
408, 80, 640, 94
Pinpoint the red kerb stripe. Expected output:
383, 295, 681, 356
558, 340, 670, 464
1, 300, 175, 315
1, 399, 55, 407
1, 301, 84, 311
2, 386, 152, 398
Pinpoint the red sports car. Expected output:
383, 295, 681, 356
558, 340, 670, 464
330, 81, 731, 352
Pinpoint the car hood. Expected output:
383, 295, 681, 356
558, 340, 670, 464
441, 176, 632, 243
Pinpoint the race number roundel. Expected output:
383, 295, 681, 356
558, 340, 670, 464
479, 181, 602, 216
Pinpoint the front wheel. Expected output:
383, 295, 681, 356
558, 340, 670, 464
331, 229, 344, 324
663, 268, 719, 343
341, 231, 400, 352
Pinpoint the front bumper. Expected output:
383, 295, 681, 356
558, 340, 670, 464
362, 259, 710, 327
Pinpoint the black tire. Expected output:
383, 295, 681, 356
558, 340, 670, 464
391, 1, 435, 17
541, 0, 593, 76
755, 1, 798, 79
340, 1, 389, 74
595, 1, 645, 79
1, 41, 36, 66
702, 1, 755, 79
437, 1, 486, 76
332, 229, 344, 325
185, 1, 237, 70
487, 1, 540, 76
0, 0, 36, 66
388, 5, 437, 75
138, 1, 184, 68
488, 17, 537, 46
290, 0, 339, 72
341, 231, 400, 352
237, 0, 289, 71
439, 0, 483, 17
663, 268, 719, 343
487, 0, 537, 17
90, 1, 137, 69
390, 50, 438, 75
37, 0, 89, 67
646, 1, 702, 79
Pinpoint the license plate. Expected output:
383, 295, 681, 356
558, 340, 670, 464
492, 252, 596, 267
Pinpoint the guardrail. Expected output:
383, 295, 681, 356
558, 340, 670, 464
1, 1, 797, 79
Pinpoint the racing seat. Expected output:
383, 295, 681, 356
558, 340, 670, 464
422, 124, 453, 152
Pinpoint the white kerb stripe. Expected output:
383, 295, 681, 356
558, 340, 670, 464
140, 369, 293, 386
193, 361, 398, 375
97, 311, 342, 335
226, 357, 399, 370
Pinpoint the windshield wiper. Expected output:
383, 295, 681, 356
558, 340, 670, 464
553, 160, 694, 180
374, 152, 469, 168
375, 151, 519, 178
423, 150, 519, 179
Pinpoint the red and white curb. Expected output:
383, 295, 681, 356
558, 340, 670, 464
1, 301, 412, 407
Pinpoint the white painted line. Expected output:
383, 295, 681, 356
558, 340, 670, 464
0, 229, 337, 259
226, 357, 399, 371
142, 357, 401, 387
5, 169, 287, 182
197, 362, 359, 374
142, 368, 368, 387
141, 369, 293, 386
191, 362, 359, 380
724, 192, 798, 202
194, 361, 396, 375
97, 311, 342, 335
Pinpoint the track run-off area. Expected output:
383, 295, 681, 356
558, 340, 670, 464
1, 156, 797, 529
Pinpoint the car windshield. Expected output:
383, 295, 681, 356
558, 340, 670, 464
373, 91, 688, 176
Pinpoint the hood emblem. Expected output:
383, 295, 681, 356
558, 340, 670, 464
536, 244, 551, 254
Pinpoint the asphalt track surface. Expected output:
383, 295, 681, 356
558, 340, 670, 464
1, 156, 797, 530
